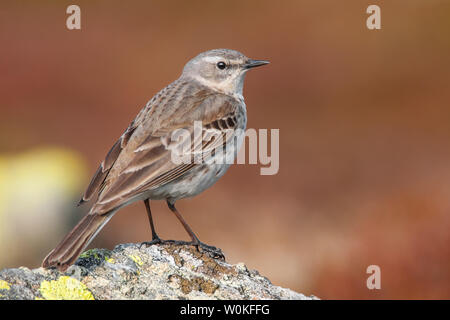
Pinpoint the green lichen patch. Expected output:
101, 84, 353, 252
79, 249, 101, 260
77, 248, 112, 269
38, 276, 94, 300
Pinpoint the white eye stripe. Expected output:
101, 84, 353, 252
203, 56, 223, 63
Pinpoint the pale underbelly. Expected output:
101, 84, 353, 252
146, 127, 245, 202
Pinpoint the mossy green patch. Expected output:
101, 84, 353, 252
0, 280, 10, 290
79, 249, 102, 260
38, 276, 94, 300
77, 248, 112, 269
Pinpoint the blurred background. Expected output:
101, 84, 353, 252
1, 0, 449, 299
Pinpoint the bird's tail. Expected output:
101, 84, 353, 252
42, 212, 113, 272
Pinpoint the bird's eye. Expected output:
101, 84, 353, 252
217, 61, 226, 70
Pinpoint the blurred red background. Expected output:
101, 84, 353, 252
1, 0, 449, 299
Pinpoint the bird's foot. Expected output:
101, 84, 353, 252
189, 240, 225, 261
140, 239, 225, 261
140, 236, 164, 248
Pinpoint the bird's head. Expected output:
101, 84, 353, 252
182, 49, 269, 95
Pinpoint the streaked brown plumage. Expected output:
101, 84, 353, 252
42, 49, 268, 271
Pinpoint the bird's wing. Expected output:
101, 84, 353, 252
77, 120, 138, 206
81, 80, 241, 215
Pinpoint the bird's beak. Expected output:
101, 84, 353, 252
244, 59, 270, 69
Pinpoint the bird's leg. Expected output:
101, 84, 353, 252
166, 200, 225, 260
140, 199, 163, 247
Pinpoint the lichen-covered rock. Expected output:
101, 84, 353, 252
0, 243, 315, 300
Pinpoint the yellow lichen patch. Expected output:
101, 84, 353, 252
38, 276, 94, 300
105, 257, 115, 263
128, 255, 143, 266
0, 280, 10, 290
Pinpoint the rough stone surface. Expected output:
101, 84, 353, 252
0, 243, 316, 300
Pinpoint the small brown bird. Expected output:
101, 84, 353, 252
42, 49, 269, 271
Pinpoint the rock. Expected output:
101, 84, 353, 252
0, 243, 316, 300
